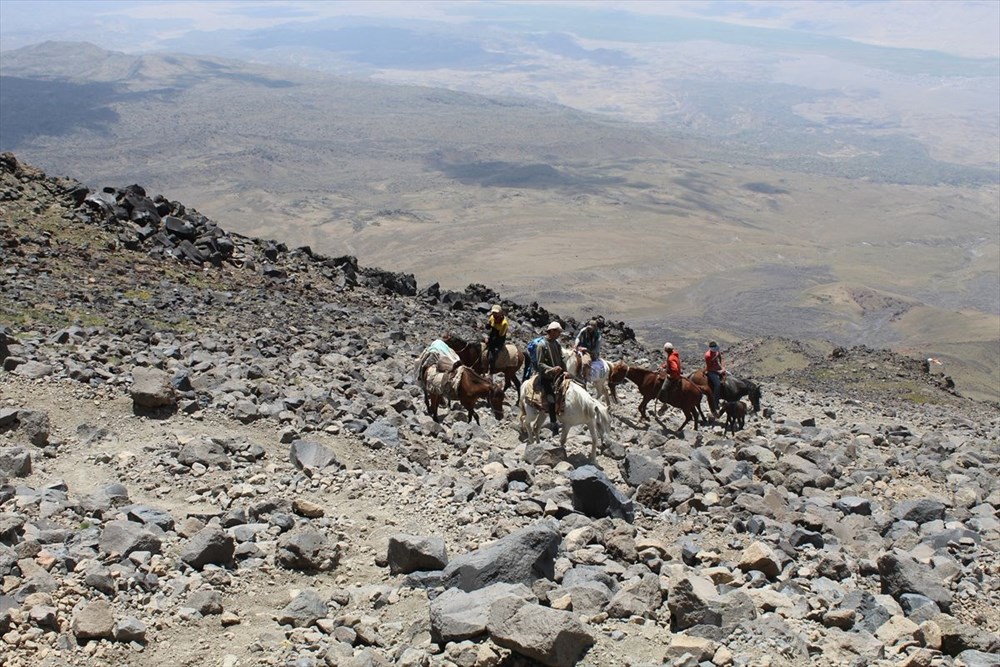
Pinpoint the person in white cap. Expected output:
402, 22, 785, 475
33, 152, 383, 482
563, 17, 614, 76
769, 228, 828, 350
485, 304, 508, 374
658, 342, 682, 401
535, 321, 567, 434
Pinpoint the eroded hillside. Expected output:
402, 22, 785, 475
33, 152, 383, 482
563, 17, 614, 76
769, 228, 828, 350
1, 155, 998, 667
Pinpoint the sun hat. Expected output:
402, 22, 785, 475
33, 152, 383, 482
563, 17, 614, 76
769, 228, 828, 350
490, 304, 502, 313
664, 342, 674, 351
546, 321, 563, 332
708, 341, 718, 348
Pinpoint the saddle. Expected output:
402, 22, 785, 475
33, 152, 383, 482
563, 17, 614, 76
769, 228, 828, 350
488, 343, 519, 368
524, 374, 569, 414
657, 374, 680, 402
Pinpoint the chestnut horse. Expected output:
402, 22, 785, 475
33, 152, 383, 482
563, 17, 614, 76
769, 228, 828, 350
612, 363, 707, 431
442, 333, 524, 393
688, 369, 762, 414
424, 365, 504, 425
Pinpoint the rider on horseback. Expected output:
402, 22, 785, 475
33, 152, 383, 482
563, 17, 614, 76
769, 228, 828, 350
659, 342, 682, 394
704, 341, 726, 415
485, 305, 508, 375
536, 321, 567, 435
574, 319, 602, 360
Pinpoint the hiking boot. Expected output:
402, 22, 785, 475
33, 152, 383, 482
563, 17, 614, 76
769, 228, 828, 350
550, 421, 560, 435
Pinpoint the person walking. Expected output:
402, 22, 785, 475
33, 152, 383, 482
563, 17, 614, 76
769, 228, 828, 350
535, 321, 567, 434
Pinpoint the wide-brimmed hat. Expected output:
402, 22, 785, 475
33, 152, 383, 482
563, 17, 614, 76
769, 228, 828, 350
546, 321, 563, 332
664, 342, 674, 351
490, 304, 502, 313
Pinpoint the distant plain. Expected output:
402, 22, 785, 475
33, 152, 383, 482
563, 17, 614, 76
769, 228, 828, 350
1, 19, 997, 399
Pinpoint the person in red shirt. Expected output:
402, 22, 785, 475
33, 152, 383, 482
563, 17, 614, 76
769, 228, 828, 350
704, 341, 725, 414
659, 342, 682, 399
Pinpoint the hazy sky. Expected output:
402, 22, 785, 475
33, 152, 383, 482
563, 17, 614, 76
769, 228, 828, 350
1, 0, 998, 59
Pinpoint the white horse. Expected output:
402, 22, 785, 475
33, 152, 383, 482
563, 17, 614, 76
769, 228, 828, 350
519, 379, 612, 461
563, 350, 616, 407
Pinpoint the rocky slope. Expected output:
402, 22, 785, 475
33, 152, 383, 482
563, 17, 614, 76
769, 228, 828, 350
0, 153, 998, 667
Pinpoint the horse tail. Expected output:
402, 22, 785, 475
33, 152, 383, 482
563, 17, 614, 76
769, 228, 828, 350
596, 402, 612, 438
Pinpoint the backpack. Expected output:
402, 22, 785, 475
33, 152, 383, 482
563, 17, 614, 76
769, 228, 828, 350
523, 336, 546, 379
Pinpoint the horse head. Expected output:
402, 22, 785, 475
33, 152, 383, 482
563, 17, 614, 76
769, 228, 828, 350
442, 332, 464, 350
487, 378, 505, 420
608, 361, 628, 387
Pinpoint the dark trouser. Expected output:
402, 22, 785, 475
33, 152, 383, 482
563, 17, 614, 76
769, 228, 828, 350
708, 371, 721, 412
487, 337, 504, 373
540, 375, 560, 431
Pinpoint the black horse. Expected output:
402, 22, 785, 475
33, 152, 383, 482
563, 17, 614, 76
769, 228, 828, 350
690, 370, 762, 414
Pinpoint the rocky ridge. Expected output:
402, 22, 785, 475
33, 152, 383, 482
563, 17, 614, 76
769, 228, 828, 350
0, 153, 998, 667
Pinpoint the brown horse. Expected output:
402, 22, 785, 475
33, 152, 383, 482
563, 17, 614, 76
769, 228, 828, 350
442, 333, 524, 393
614, 363, 707, 431
424, 365, 504, 425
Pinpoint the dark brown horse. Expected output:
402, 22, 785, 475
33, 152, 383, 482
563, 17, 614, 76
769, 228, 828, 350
614, 363, 708, 431
442, 333, 524, 393
425, 366, 504, 425
688, 369, 762, 414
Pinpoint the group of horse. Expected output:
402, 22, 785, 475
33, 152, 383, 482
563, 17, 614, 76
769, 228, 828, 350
419, 333, 762, 461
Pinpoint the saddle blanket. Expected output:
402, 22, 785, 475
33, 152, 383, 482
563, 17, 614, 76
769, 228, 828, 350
416, 340, 461, 389
424, 365, 464, 399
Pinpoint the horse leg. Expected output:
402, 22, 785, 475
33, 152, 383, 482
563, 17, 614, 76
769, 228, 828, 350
587, 417, 599, 461
532, 412, 545, 442
429, 395, 441, 423
638, 395, 651, 421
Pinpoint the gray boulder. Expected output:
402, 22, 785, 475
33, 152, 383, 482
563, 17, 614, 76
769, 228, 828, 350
619, 450, 664, 488
276, 526, 339, 572
186, 590, 223, 615
429, 582, 534, 643
668, 575, 722, 629
0, 447, 31, 478
892, 499, 947, 525
568, 466, 635, 522
440, 521, 560, 592
113, 616, 147, 643
180, 525, 235, 570
606, 573, 663, 620
878, 552, 953, 612
130, 367, 177, 409
487, 597, 594, 667
178, 439, 231, 469
387, 534, 448, 574
290, 440, 340, 475
13, 410, 50, 446
277, 588, 328, 628
72, 600, 115, 640
98, 519, 162, 557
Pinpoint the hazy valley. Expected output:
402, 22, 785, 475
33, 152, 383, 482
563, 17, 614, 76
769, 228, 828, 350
0, 39, 997, 399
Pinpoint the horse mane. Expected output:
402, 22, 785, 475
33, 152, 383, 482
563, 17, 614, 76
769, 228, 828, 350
444, 332, 468, 347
